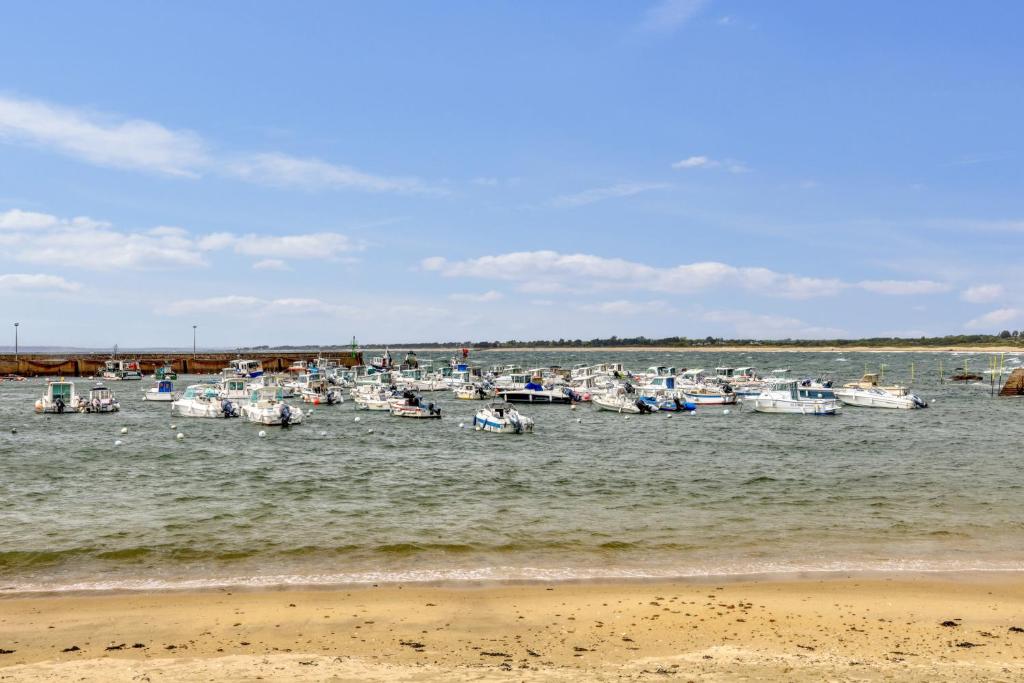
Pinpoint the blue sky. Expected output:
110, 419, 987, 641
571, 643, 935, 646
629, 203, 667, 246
0, 0, 1021, 347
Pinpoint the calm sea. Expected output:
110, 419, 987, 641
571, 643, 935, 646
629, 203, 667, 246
1, 351, 1022, 593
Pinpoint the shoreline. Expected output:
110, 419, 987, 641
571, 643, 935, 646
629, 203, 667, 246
2, 572, 1022, 681
472, 345, 1024, 354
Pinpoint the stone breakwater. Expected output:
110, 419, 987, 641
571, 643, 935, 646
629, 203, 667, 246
0, 352, 362, 377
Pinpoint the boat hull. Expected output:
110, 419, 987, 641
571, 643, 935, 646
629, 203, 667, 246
499, 390, 573, 404
751, 398, 840, 415
835, 390, 924, 409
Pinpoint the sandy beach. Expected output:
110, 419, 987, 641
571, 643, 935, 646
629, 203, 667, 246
2, 574, 1023, 681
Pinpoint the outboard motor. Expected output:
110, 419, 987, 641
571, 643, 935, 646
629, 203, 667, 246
221, 399, 236, 418
673, 397, 684, 412
635, 398, 653, 414
911, 394, 928, 408
722, 384, 732, 394
55, 397, 65, 414
280, 403, 292, 427
510, 412, 522, 434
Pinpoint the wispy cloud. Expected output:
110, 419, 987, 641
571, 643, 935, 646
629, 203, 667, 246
856, 280, 950, 295
550, 182, 669, 208
0, 272, 81, 293
0, 94, 207, 176
580, 299, 674, 315
671, 155, 749, 173
0, 94, 434, 194
639, 0, 709, 32
0, 208, 361, 270
251, 259, 290, 271
701, 308, 845, 339
164, 295, 358, 317
966, 307, 1022, 330
961, 284, 1005, 304
448, 290, 503, 303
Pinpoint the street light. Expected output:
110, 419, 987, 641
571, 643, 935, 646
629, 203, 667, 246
13, 322, 18, 362
192, 324, 197, 359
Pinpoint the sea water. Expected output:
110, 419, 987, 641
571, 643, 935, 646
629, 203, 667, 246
1, 351, 1022, 593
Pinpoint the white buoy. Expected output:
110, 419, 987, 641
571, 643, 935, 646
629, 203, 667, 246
570, 404, 577, 411
258, 430, 267, 438
176, 432, 184, 440
666, 413, 673, 419
367, 428, 374, 434
723, 409, 730, 415
458, 422, 465, 429
10, 428, 16, 434
120, 427, 129, 434
114, 439, 123, 446
319, 431, 327, 436
170, 424, 177, 430
354, 416, 361, 423
624, 416, 631, 421
576, 418, 582, 423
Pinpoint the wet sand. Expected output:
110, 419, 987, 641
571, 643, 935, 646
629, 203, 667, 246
2, 574, 1024, 681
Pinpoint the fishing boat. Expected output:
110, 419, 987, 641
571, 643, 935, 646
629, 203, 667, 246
218, 377, 250, 401
750, 381, 840, 415
34, 380, 82, 414
352, 386, 396, 411
389, 391, 442, 418
591, 391, 656, 414
498, 381, 580, 404
241, 386, 304, 426
834, 386, 927, 409
171, 385, 240, 418
101, 359, 143, 381
153, 364, 178, 380
80, 384, 120, 413
681, 384, 738, 405
225, 359, 264, 379
144, 379, 179, 402
454, 382, 493, 400
841, 373, 908, 396
473, 403, 534, 433
300, 377, 344, 405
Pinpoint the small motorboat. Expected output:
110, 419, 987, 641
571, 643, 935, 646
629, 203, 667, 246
474, 403, 534, 433
750, 381, 840, 415
651, 395, 697, 412
681, 384, 738, 405
80, 384, 120, 413
241, 386, 304, 426
153, 364, 178, 380
144, 379, 180, 402
454, 382, 493, 400
835, 386, 927, 409
172, 385, 240, 418
591, 391, 656, 414
34, 380, 82, 414
498, 382, 579, 404
390, 391, 442, 418
352, 386, 397, 411
218, 377, 250, 401
299, 378, 344, 405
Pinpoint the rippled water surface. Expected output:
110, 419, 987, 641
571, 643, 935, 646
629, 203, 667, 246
2, 351, 1022, 592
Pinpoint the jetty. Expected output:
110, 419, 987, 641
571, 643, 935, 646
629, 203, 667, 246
0, 351, 363, 377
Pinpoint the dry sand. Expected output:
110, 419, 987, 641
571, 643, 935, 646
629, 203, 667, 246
2, 574, 1024, 681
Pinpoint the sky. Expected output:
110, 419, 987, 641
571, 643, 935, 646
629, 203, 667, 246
0, 0, 1022, 347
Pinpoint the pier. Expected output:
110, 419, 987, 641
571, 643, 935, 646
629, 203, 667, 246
0, 351, 363, 377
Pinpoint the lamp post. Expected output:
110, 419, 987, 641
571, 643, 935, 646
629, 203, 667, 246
192, 324, 197, 359
13, 322, 18, 362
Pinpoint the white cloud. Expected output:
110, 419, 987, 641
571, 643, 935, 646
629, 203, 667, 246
701, 309, 846, 339
225, 153, 432, 194
165, 295, 357, 317
1, 208, 361, 270
580, 300, 674, 315
423, 251, 843, 300
0, 209, 59, 230
0, 94, 207, 176
448, 290, 503, 303
0, 272, 81, 293
857, 280, 951, 295
0, 94, 433, 194
966, 308, 1023, 330
640, 0, 709, 32
550, 182, 668, 208
252, 259, 290, 271
671, 155, 749, 173
961, 284, 1004, 303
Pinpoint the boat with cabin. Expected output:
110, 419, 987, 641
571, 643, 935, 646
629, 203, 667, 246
473, 403, 534, 434
750, 380, 840, 415
144, 379, 180, 402
81, 384, 120, 413
225, 359, 264, 379
835, 386, 927, 409
171, 385, 240, 418
34, 380, 82, 414
241, 386, 304, 425
102, 359, 143, 381
389, 391, 442, 418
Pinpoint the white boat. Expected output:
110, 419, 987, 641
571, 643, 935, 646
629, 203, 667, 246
835, 387, 927, 409
225, 359, 264, 379
352, 386, 396, 411
101, 359, 143, 381
80, 384, 120, 413
171, 385, 240, 418
241, 386, 304, 426
144, 379, 180, 402
750, 381, 840, 415
591, 391, 655, 414
841, 373, 908, 396
300, 378, 344, 405
218, 377, 250, 401
454, 382, 492, 400
389, 392, 442, 418
474, 403, 534, 433
34, 380, 82, 414
681, 384, 738, 405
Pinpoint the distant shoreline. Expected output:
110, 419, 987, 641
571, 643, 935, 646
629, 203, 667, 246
367, 345, 1024, 354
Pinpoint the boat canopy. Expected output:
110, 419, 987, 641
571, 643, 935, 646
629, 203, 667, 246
157, 380, 174, 392
49, 382, 73, 400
